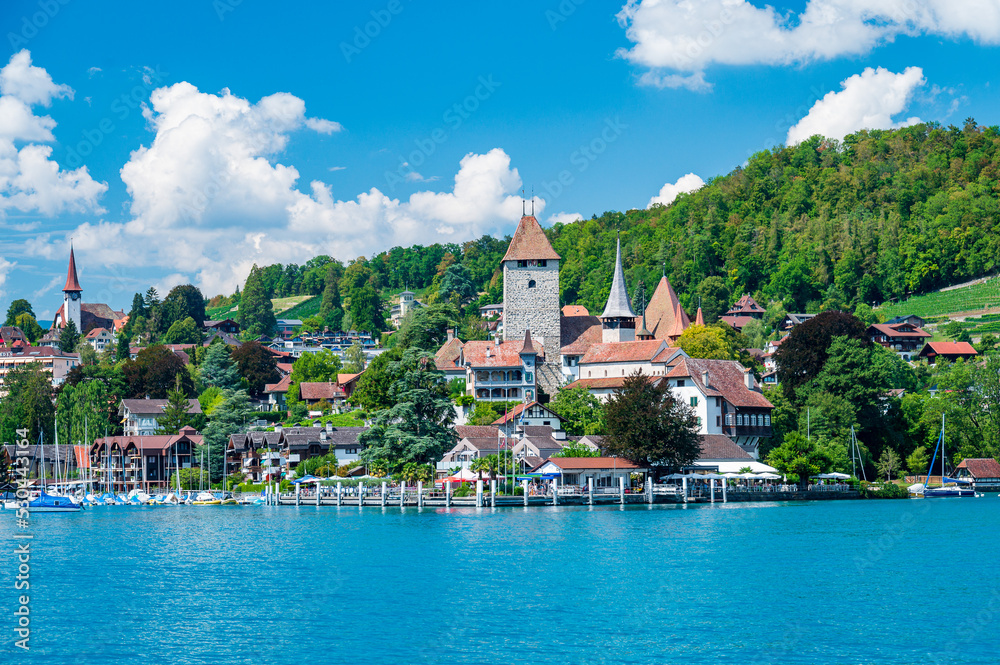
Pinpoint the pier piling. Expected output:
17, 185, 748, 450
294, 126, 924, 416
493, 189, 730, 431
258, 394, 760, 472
381, 482, 387, 507
523, 479, 528, 506
588, 477, 594, 505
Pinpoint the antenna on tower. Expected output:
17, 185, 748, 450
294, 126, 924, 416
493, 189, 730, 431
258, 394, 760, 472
521, 189, 525, 216
531, 186, 534, 216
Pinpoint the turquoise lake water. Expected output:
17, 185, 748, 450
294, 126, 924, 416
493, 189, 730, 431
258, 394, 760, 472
3, 497, 999, 665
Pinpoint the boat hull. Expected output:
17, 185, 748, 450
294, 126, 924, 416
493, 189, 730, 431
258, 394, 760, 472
923, 487, 975, 498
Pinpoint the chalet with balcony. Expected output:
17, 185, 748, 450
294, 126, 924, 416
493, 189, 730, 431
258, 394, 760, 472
867, 321, 932, 360
916, 341, 978, 364
119, 398, 202, 436
203, 318, 240, 334
720, 294, 765, 331
665, 358, 774, 457
491, 401, 563, 437
954, 458, 1000, 491
89, 426, 202, 490
462, 330, 541, 402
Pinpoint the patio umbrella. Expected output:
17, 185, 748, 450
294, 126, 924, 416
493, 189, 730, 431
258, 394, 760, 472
758, 473, 781, 480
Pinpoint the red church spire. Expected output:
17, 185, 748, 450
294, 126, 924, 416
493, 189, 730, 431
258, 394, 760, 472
63, 245, 82, 292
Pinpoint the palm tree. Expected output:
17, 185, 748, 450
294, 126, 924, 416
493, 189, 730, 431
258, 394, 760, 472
470, 456, 490, 481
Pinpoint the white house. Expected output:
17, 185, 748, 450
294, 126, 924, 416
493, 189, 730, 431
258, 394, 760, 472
531, 457, 645, 488
85, 327, 114, 353
119, 398, 202, 436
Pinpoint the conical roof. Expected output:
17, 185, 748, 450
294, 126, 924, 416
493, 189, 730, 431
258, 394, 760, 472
695, 307, 705, 326
64, 246, 82, 292
520, 329, 537, 355
645, 275, 690, 339
636, 313, 652, 339
600, 235, 636, 319
502, 215, 561, 262
667, 301, 687, 340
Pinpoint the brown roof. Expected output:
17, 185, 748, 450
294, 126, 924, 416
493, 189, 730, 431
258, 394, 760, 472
698, 435, 753, 461
299, 382, 345, 400
868, 323, 931, 339
90, 430, 203, 453
956, 458, 1000, 478
120, 398, 201, 416
276, 363, 294, 375
337, 372, 363, 385
520, 329, 537, 355
645, 276, 690, 340
918, 341, 978, 357
462, 339, 543, 367
562, 305, 589, 317
434, 337, 465, 370
265, 375, 292, 393
64, 246, 82, 291
560, 315, 602, 354
667, 358, 772, 409
456, 425, 501, 440
85, 327, 111, 338
491, 401, 558, 424
501, 215, 561, 262
541, 457, 641, 470
695, 307, 705, 326
719, 315, 757, 330
726, 294, 764, 316
580, 339, 668, 364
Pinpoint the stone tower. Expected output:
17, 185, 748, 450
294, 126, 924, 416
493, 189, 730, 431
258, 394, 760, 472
502, 215, 562, 395
63, 245, 83, 331
600, 234, 637, 343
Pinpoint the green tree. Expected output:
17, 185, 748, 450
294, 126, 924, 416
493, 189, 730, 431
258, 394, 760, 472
122, 345, 193, 398
199, 342, 240, 390
677, 324, 730, 359
4, 298, 34, 326
199, 389, 252, 483
552, 440, 601, 457
394, 303, 458, 351
349, 284, 387, 334
774, 310, 868, 403
439, 263, 476, 303
766, 431, 833, 489
162, 284, 207, 327
155, 385, 197, 435
603, 369, 701, 477
468, 401, 500, 426
342, 342, 366, 374
319, 261, 345, 331
741, 318, 767, 349
230, 341, 279, 395
549, 384, 604, 435
695, 276, 731, 323
75, 338, 98, 366
13, 313, 44, 344
906, 446, 929, 475
349, 346, 402, 412
358, 348, 456, 466
0, 362, 55, 447
239, 264, 277, 337
876, 448, 901, 481
115, 333, 131, 362
59, 319, 80, 353
162, 317, 202, 344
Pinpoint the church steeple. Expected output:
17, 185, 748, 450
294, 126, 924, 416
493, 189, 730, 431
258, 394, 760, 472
64, 244, 82, 293
600, 234, 637, 343
61, 244, 83, 332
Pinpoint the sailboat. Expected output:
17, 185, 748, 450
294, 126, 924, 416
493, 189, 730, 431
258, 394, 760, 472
909, 414, 975, 498
28, 426, 82, 513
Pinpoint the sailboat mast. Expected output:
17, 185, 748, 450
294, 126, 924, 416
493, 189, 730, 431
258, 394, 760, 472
941, 413, 946, 482
54, 413, 60, 490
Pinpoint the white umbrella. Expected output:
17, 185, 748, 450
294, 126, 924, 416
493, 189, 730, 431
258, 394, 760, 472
758, 473, 781, 480
738, 473, 757, 479
827, 472, 851, 480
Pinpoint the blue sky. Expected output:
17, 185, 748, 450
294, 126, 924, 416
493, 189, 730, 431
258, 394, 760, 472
1, 0, 999, 320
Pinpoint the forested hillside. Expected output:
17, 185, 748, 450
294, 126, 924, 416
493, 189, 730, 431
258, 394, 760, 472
230, 120, 1000, 325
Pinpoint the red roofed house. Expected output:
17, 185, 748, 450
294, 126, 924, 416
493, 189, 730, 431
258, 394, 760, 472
85, 327, 114, 353
643, 273, 691, 342
461, 330, 541, 402
491, 400, 563, 436
565, 339, 688, 400
868, 322, 932, 361
433, 333, 466, 380
264, 375, 291, 412
0, 326, 28, 347
954, 458, 1000, 490
666, 357, 774, 457
916, 341, 978, 364
90, 426, 203, 491
298, 382, 347, 410
719, 295, 766, 332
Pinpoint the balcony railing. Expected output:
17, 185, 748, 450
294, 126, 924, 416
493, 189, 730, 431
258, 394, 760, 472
723, 425, 772, 438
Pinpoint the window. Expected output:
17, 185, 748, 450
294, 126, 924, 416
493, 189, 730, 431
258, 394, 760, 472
715, 397, 721, 408
539, 260, 547, 267
543, 421, 550, 426
690, 396, 698, 407
677, 379, 685, 387
696, 417, 702, 426
517, 260, 527, 267
528, 280, 536, 288
737, 414, 743, 426
764, 415, 771, 426
716, 416, 721, 427
725, 414, 733, 425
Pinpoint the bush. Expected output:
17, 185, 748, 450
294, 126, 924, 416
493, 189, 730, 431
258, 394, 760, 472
859, 481, 909, 499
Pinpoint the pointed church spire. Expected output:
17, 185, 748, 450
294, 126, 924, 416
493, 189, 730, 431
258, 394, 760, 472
667, 301, 687, 342
600, 233, 636, 319
64, 244, 82, 292
695, 307, 705, 326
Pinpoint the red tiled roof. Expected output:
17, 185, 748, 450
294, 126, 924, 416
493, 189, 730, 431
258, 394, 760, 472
502, 215, 561, 262
434, 337, 465, 369
299, 382, 345, 400
276, 362, 294, 375
695, 307, 705, 326
560, 315, 602, 354
491, 401, 559, 424
698, 435, 753, 461
64, 246, 82, 292
563, 376, 665, 390
956, 458, 1000, 478
644, 276, 690, 340
337, 372, 363, 385
580, 339, 668, 364
667, 358, 772, 409
463, 339, 543, 367
919, 341, 978, 357
541, 457, 641, 470
85, 327, 110, 339
719, 315, 757, 330
562, 305, 589, 316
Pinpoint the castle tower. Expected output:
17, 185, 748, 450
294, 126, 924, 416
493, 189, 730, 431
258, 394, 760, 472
62, 245, 83, 331
502, 215, 560, 349
599, 234, 636, 343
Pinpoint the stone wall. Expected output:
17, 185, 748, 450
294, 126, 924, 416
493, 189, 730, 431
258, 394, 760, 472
502, 260, 560, 350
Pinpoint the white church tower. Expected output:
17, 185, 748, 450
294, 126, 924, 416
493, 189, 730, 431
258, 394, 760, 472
62, 245, 83, 331
600, 234, 636, 343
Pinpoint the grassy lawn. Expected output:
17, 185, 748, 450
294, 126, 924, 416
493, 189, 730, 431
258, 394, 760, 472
880, 275, 1000, 319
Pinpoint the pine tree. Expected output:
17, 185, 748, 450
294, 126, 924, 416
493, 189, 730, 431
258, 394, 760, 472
199, 342, 240, 389
239, 264, 277, 336
156, 381, 194, 435
320, 262, 344, 331
59, 319, 80, 353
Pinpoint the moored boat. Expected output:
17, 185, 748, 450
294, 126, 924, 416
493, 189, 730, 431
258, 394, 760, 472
28, 491, 82, 512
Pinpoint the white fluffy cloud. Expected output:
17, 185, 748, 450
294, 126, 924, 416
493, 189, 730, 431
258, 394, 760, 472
787, 66, 925, 144
0, 256, 14, 303
67, 82, 539, 296
617, 0, 1000, 90
546, 212, 584, 226
0, 51, 107, 218
648, 172, 705, 207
